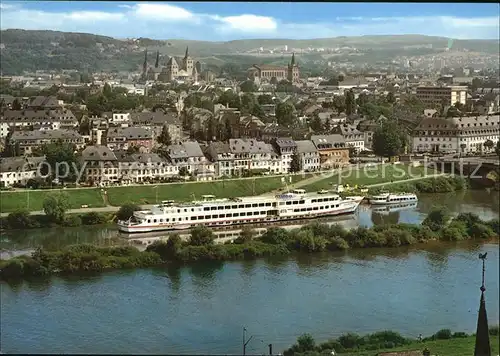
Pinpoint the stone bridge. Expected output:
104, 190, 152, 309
428, 157, 500, 186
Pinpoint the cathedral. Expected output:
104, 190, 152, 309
142, 47, 200, 83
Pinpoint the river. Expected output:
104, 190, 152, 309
0, 191, 499, 354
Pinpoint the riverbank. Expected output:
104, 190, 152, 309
0, 173, 315, 213
0, 175, 468, 231
1, 211, 497, 281
284, 328, 500, 356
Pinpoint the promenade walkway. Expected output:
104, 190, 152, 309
0, 172, 448, 217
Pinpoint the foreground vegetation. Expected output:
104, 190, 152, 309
0, 174, 312, 213
283, 327, 500, 356
0, 210, 497, 280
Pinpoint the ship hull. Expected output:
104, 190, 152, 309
118, 204, 359, 233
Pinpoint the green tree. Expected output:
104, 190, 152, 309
178, 167, 189, 176
310, 114, 323, 132
332, 95, 346, 114
240, 80, 257, 93
386, 91, 396, 104
483, 139, 494, 151
257, 94, 274, 105
7, 209, 37, 229
157, 125, 172, 146
218, 90, 241, 109
270, 77, 278, 85
102, 83, 112, 98
345, 89, 356, 116
276, 102, 296, 127
116, 203, 140, 221
241, 93, 258, 115
372, 121, 406, 159
78, 117, 90, 135
422, 206, 449, 232
11, 98, 22, 110
189, 226, 214, 246
38, 140, 80, 183
496, 141, 500, 156
289, 151, 301, 173
43, 192, 70, 223
234, 226, 256, 244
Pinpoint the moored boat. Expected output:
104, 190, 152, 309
117, 189, 362, 233
369, 192, 418, 205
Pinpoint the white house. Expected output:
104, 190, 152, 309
295, 140, 320, 172
0, 156, 46, 188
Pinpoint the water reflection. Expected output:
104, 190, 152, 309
1, 190, 498, 255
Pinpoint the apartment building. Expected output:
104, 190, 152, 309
311, 135, 350, 169
10, 129, 84, 155
165, 141, 214, 178
295, 140, 321, 172
416, 85, 467, 108
204, 141, 235, 177
0, 156, 46, 188
114, 150, 179, 184
271, 138, 297, 173
105, 127, 154, 152
81, 145, 119, 186
332, 124, 366, 153
0, 108, 78, 135
412, 115, 499, 154
228, 138, 280, 174
131, 111, 183, 145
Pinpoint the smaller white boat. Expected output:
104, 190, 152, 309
369, 192, 418, 205
344, 195, 365, 203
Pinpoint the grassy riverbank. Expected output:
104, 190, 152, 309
302, 164, 435, 192
284, 328, 499, 356
0, 174, 314, 213
0, 211, 498, 281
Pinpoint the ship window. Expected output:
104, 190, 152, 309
191, 208, 194, 212
198, 216, 203, 220
218, 206, 224, 210
245, 204, 251, 208
301, 208, 306, 212
318, 199, 323, 202
219, 214, 225, 218
312, 199, 317, 203
212, 215, 218, 219
238, 205, 244, 209
227, 213, 232, 217
313, 207, 318, 211
253, 211, 259, 215
265, 203, 272, 207
166, 219, 169, 222
336, 204, 339, 208
184, 209, 187, 212
234, 212, 239, 217
252, 203, 258, 207
299, 200, 305, 204
225, 206, 230, 209
211, 207, 216, 210
247, 212, 252, 216
286, 201, 291, 205
259, 203, 265, 207
191, 216, 197, 220
204, 207, 210, 211
147, 220, 151, 223
292, 201, 298, 205
307, 207, 312, 211
172, 218, 176, 221
177, 209, 180, 213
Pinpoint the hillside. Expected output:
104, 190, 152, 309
0, 29, 498, 75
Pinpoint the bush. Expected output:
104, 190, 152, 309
62, 214, 82, 227
116, 203, 140, 221
422, 206, 449, 231
452, 332, 468, 338
6, 209, 39, 229
434, 329, 452, 340
261, 227, 290, 245
489, 325, 499, 336
81, 212, 107, 225
486, 219, 499, 235
43, 192, 70, 223
326, 237, 349, 251
440, 222, 468, 241
189, 226, 215, 246
469, 223, 495, 239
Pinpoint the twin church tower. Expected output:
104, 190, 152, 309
142, 47, 200, 82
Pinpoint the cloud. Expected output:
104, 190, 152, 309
0, 2, 498, 41
214, 14, 278, 33
132, 3, 197, 22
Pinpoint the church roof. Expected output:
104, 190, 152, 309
474, 291, 491, 356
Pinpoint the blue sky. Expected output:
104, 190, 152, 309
1, 2, 499, 40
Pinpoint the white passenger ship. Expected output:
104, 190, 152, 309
369, 192, 418, 205
117, 189, 362, 233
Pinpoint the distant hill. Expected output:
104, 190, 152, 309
0, 29, 498, 75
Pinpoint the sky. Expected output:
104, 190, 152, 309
0, 1, 499, 41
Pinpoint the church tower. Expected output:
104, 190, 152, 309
182, 46, 194, 76
155, 51, 160, 68
142, 49, 148, 79
287, 53, 299, 82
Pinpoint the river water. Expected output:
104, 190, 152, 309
0, 191, 499, 354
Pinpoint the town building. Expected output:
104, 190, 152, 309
295, 140, 320, 172
114, 150, 179, 184
311, 134, 350, 169
105, 127, 154, 152
157, 48, 200, 83
81, 145, 118, 186
411, 115, 499, 154
0, 108, 79, 135
247, 54, 300, 84
332, 124, 366, 153
131, 111, 183, 145
228, 138, 281, 175
10, 129, 84, 155
165, 141, 213, 178
0, 156, 46, 188
204, 141, 235, 177
416, 85, 467, 108
271, 138, 297, 173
